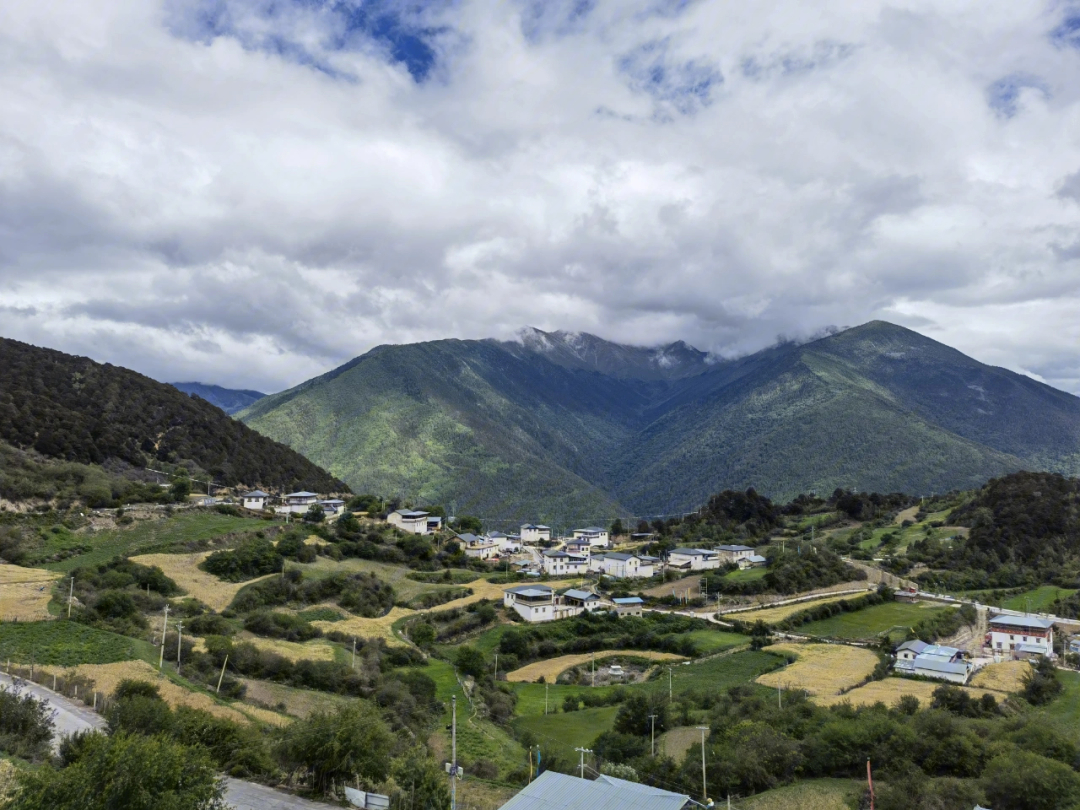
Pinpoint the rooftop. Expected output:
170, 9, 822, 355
576, 527, 606, 533
562, 589, 599, 601
990, 614, 1056, 630
395, 509, 429, 517
498, 770, 689, 810
613, 597, 645, 605
669, 548, 715, 557
913, 657, 968, 676
717, 544, 754, 552
286, 491, 318, 498
243, 490, 269, 498
897, 640, 929, 654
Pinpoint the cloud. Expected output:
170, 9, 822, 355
0, 0, 1079, 395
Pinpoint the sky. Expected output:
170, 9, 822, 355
1, 0, 1080, 395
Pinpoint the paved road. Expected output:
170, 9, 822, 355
0, 671, 105, 750
0, 672, 337, 809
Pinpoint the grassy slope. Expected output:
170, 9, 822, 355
1001, 585, 1077, 612
797, 602, 955, 640
40, 512, 262, 573
0, 621, 155, 666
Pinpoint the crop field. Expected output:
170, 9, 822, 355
658, 726, 707, 762
636, 650, 785, 697
730, 593, 870, 624
47, 660, 278, 725
970, 661, 1030, 693
240, 678, 351, 718
311, 605, 414, 645
723, 567, 767, 583
130, 551, 274, 611
0, 620, 151, 666
812, 677, 1001, 708
0, 565, 61, 621
242, 636, 338, 663
1001, 585, 1075, 612
43, 512, 261, 573
797, 601, 955, 640
756, 643, 879, 696
739, 778, 861, 810
511, 705, 619, 763
681, 629, 749, 654
506, 650, 686, 683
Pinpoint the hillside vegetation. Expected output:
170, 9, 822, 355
0, 337, 344, 494
239, 321, 1080, 522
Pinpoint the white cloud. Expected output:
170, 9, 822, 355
1, 0, 1080, 393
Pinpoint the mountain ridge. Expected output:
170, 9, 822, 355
170, 382, 267, 415
237, 321, 1080, 522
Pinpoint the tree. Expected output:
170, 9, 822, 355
7, 731, 225, 810
454, 646, 488, 680
1022, 656, 1063, 705
983, 750, 1080, 810
0, 684, 55, 761
610, 518, 625, 537
303, 503, 326, 523
456, 515, 482, 534
410, 622, 436, 648
278, 702, 393, 795
613, 694, 668, 736
391, 747, 451, 810
170, 475, 192, 503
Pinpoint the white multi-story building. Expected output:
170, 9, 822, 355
541, 550, 588, 576
457, 533, 499, 560
521, 524, 552, 544
594, 552, 654, 579
488, 532, 522, 554
572, 527, 609, 548
276, 491, 320, 514
241, 490, 269, 510
716, 544, 755, 565
503, 585, 594, 623
387, 509, 433, 534
667, 548, 720, 571
987, 614, 1055, 659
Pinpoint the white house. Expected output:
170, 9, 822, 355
987, 614, 1055, 659
488, 532, 522, 554
572, 527, 609, 548
667, 548, 720, 571
503, 585, 590, 623
561, 589, 603, 612
426, 515, 443, 533
740, 554, 768, 569
716, 544, 755, 564
241, 490, 269, 511
908, 645, 969, 683
521, 524, 552, 544
612, 596, 645, 617
894, 639, 929, 672
595, 552, 654, 579
387, 509, 432, 534
277, 491, 320, 514
319, 499, 346, 516
457, 533, 499, 560
541, 550, 588, 577
564, 538, 593, 556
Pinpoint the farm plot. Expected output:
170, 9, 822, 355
798, 601, 954, 640
241, 636, 338, 663
311, 605, 415, 646
130, 551, 273, 611
0, 565, 61, 621
0, 621, 149, 666
756, 643, 878, 696
506, 650, 686, 683
731, 593, 871, 625
970, 661, 1030, 693
813, 677, 1001, 709
741, 778, 861, 810
658, 726, 708, 761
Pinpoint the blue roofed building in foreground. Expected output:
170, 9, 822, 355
498, 771, 691, 810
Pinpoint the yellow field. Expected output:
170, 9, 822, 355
757, 643, 878, 695
241, 678, 351, 719
242, 636, 338, 663
813, 677, 1002, 708
130, 552, 273, 611
733, 594, 870, 625
312, 606, 415, 646
970, 660, 1030, 693
43, 660, 285, 725
506, 650, 686, 683
0, 565, 61, 621
658, 726, 708, 761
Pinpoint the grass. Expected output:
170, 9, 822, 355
511, 706, 618, 763
0, 620, 154, 666
0, 566, 61, 621
1001, 585, 1076, 613
682, 629, 749, 654
812, 678, 1002, 708
241, 637, 338, 663
731, 594, 871, 624
740, 778, 861, 810
1034, 670, 1080, 739
505, 650, 686, 683
722, 567, 767, 583
636, 650, 785, 697
131, 551, 275, 612
757, 643, 879, 696
41, 512, 262, 573
970, 661, 1030, 693
296, 607, 344, 622
797, 601, 955, 640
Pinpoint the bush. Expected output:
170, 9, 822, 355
1022, 656, 1063, 705
0, 684, 55, 760
203, 537, 282, 582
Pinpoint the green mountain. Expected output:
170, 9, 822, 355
0, 337, 346, 494
170, 382, 266, 415
237, 322, 1080, 523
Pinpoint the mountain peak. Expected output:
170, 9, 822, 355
508, 327, 710, 380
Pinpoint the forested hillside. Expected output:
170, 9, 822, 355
238, 322, 1080, 522
0, 337, 345, 494
169, 382, 266, 415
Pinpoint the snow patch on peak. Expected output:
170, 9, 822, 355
514, 327, 554, 352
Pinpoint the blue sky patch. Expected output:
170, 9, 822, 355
741, 40, 856, 81
618, 38, 722, 117
987, 73, 1049, 118
1050, 12, 1080, 49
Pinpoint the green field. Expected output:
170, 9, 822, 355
740, 778, 861, 809
511, 706, 619, 763
41, 512, 262, 573
798, 601, 954, 640
1035, 670, 1080, 737
682, 629, 750, 654
0, 620, 155, 666
722, 567, 767, 583
1001, 586, 1076, 613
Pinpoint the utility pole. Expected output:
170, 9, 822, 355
158, 604, 170, 670
648, 714, 657, 756
697, 726, 709, 804
778, 683, 782, 709
668, 666, 673, 701
67, 577, 74, 618
494, 654, 498, 681
176, 621, 184, 676
592, 652, 595, 687
545, 682, 549, 715
574, 747, 592, 779
451, 695, 457, 810
215, 655, 229, 693
351, 638, 356, 670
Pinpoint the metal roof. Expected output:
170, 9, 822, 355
562, 589, 599, 601
576, 527, 606, 533
286, 491, 318, 498
521, 524, 551, 530
896, 640, 929, 654
505, 585, 553, 595
913, 657, 968, 676
243, 490, 269, 497
613, 597, 644, 605
1016, 642, 1049, 654
395, 509, 429, 517
498, 770, 689, 810
669, 548, 715, 557
921, 644, 961, 659
604, 552, 636, 561
990, 614, 1055, 630
747, 555, 767, 563
716, 544, 754, 552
